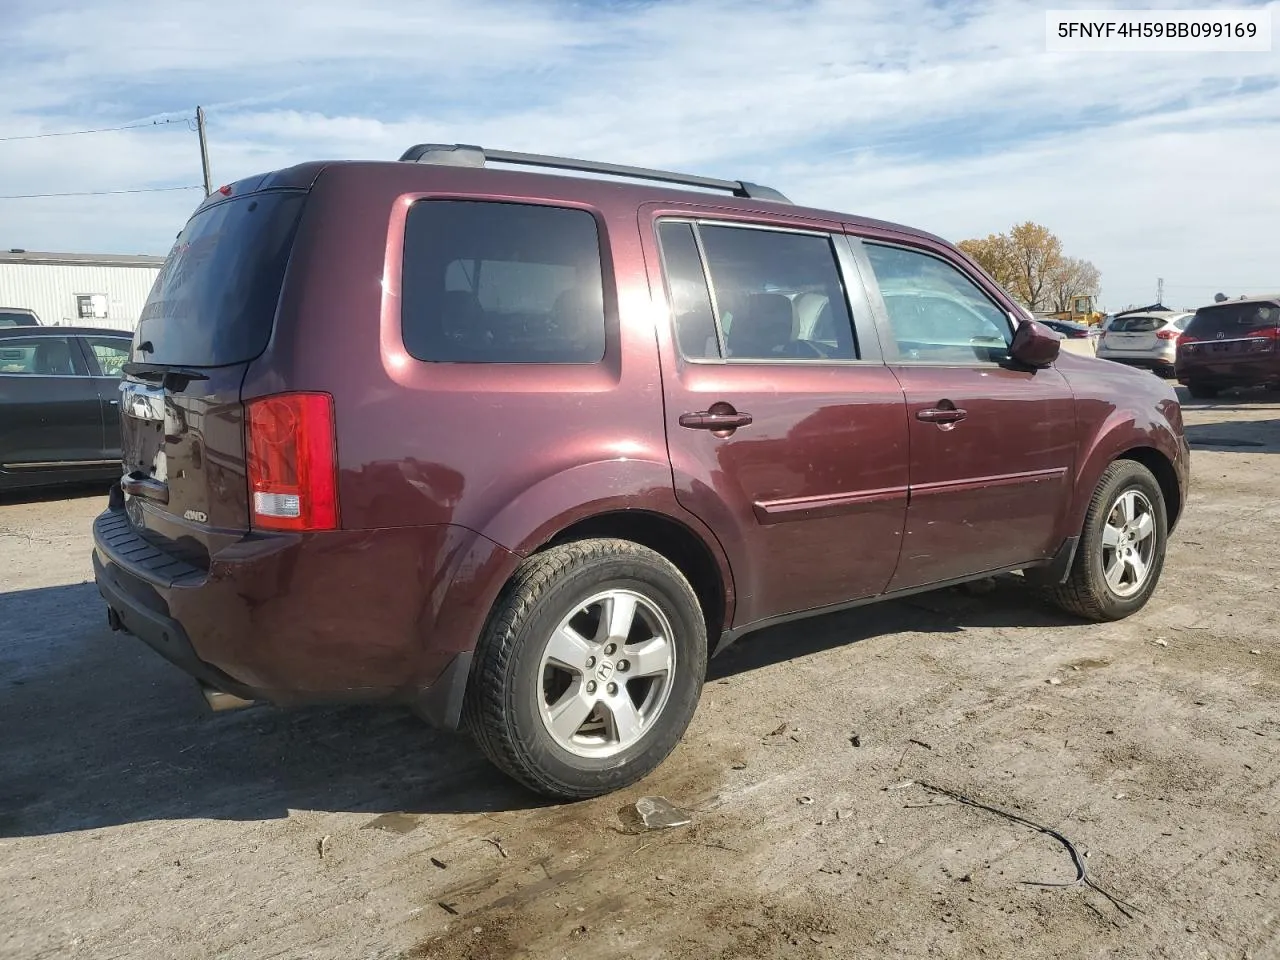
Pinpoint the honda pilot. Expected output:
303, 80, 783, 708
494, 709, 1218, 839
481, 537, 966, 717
94, 144, 1190, 798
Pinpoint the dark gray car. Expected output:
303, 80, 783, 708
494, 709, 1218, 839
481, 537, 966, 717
0, 326, 131, 491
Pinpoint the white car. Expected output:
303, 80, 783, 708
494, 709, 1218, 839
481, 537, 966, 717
1097, 311, 1193, 378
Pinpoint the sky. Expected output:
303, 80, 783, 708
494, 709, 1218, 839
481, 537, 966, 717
0, 0, 1277, 311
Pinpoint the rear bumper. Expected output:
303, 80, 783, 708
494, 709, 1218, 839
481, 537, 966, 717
1176, 358, 1280, 386
1097, 351, 1175, 369
93, 548, 259, 702
91, 505, 515, 727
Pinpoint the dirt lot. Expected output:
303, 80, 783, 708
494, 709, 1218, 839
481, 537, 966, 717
1, 389, 1277, 960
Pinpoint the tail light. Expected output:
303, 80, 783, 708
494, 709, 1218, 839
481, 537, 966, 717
246, 392, 339, 531
1156, 329, 1180, 341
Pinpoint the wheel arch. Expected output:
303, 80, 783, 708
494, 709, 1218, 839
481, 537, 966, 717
469, 457, 738, 659
540, 509, 732, 651
1069, 402, 1187, 539
1115, 445, 1183, 531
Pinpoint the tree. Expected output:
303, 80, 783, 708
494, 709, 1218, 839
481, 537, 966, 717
957, 234, 1018, 290
957, 221, 1099, 314
1008, 221, 1062, 312
1049, 256, 1101, 314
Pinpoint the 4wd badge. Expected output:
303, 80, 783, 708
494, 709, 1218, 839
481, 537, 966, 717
183, 509, 208, 524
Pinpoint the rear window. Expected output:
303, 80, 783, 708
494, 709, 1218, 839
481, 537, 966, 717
0, 310, 38, 327
401, 200, 606, 364
1187, 301, 1280, 337
134, 190, 306, 366
1108, 315, 1162, 333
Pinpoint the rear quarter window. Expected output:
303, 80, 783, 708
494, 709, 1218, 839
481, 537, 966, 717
401, 200, 606, 364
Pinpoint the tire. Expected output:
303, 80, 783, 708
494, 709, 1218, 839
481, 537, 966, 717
1187, 382, 1219, 399
464, 538, 707, 799
1047, 460, 1168, 622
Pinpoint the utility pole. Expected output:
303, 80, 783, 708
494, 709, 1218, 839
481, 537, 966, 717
1157, 277, 1164, 305
196, 105, 212, 196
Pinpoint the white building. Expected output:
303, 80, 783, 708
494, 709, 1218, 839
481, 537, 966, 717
0, 249, 165, 331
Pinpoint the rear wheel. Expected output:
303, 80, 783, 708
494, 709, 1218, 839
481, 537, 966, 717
464, 539, 707, 799
1187, 382, 1220, 399
1048, 460, 1167, 622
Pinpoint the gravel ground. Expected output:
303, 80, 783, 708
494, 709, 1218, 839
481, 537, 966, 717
1, 388, 1277, 960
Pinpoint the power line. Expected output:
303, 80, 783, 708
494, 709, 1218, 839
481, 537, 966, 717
0, 117, 194, 143
0, 185, 204, 200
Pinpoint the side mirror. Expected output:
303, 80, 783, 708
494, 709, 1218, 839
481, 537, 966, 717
1009, 318, 1061, 368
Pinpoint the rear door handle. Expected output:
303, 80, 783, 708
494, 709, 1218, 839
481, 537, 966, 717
679, 410, 753, 431
916, 407, 967, 424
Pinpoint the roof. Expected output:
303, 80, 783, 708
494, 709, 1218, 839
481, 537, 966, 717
0, 250, 165, 268
0, 325, 131, 338
1199, 293, 1280, 308
1111, 310, 1191, 320
209, 157, 956, 251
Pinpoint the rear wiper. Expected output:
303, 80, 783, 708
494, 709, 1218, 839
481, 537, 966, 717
122, 361, 210, 388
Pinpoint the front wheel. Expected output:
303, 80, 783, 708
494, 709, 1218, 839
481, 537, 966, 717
464, 539, 707, 799
1047, 460, 1168, 622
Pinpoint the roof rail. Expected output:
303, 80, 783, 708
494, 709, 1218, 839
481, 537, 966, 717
398, 143, 790, 203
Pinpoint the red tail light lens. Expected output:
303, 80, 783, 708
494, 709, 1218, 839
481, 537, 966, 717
1156, 329, 1180, 341
246, 392, 339, 531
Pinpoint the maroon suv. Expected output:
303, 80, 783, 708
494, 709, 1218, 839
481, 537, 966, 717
93, 144, 1189, 798
1175, 295, 1280, 398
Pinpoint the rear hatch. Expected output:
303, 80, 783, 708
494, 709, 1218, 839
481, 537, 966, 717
1179, 300, 1280, 372
1102, 315, 1168, 353
118, 186, 307, 564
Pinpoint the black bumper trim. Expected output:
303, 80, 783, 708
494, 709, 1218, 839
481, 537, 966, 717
93, 508, 205, 589
93, 550, 258, 702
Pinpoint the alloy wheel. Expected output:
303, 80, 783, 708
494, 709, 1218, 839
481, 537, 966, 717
536, 589, 677, 759
1100, 489, 1157, 598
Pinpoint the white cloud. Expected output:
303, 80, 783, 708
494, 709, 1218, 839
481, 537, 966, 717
0, 0, 1276, 308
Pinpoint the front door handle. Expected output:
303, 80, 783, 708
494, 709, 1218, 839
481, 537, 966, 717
679, 410, 753, 431
916, 406, 967, 424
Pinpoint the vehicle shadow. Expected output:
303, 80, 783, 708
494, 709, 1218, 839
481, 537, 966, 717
0, 576, 1073, 837
1176, 384, 1280, 408
1183, 418, 1280, 453
0, 480, 114, 506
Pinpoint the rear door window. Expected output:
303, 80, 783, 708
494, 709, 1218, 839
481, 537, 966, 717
656, 219, 859, 362
1187, 302, 1280, 338
0, 336, 88, 376
401, 200, 606, 364
135, 190, 306, 367
0, 310, 38, 328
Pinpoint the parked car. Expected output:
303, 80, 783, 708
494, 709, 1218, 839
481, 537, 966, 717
0, 307, 41, 327
1040, 319, 1097, 340
1175, 295, 1280, 398
0, 326, 131, 491
92, 144, 1190, 798
1096, 311, 1192, 378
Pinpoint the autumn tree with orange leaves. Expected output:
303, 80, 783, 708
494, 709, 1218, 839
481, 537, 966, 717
958, 222, 1100, 314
